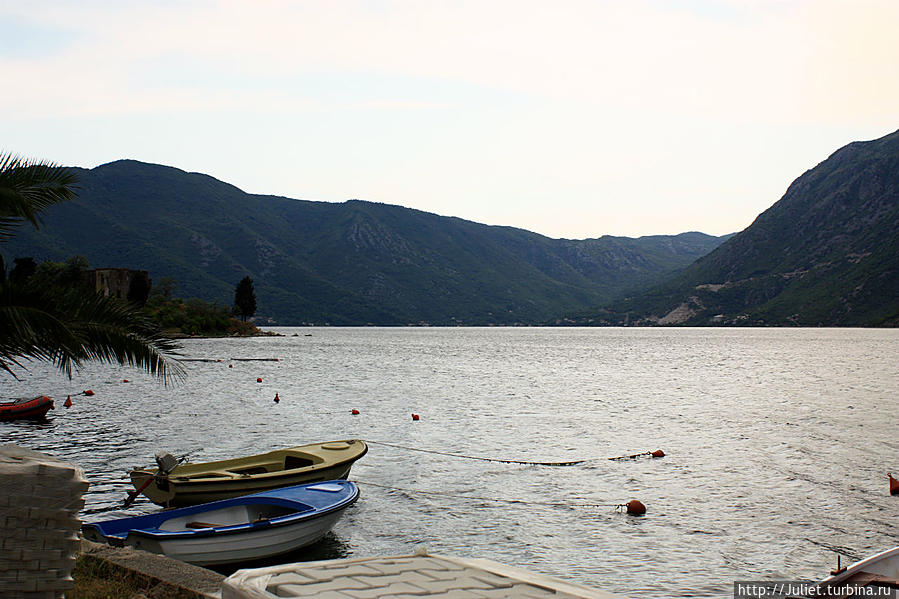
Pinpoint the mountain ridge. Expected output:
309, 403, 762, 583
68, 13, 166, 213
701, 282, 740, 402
567, 128, 899, 326
3, 159, 728, 325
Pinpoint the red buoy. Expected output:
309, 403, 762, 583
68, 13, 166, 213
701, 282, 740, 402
83, 389, 94, 396
351, 409, 360, 415
64, 395, 73, 408
256, 377, 263, 383
625, 500, 646, 515
229, 364, 233, 368
651, 450, 665, 458
273, 393, 280, 404
890, 472, 899, 496
411, 413, 420, 421
123, 379, 130, 383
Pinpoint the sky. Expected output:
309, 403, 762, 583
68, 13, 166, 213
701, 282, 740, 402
1, 1, 897, 240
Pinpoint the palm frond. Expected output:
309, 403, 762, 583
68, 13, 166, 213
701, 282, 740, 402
0, 152, 78, 240
0, 281, 185, 384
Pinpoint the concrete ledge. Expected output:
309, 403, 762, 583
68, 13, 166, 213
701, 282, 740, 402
222, 551, 627, 598
79, 539, 224, 599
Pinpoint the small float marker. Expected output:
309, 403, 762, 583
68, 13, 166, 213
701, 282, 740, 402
609, 449, 665, 461
256, 377, 263, 383
351, 409, 360, 415
63, 395, 73, 408
273, 393, 280, 403
229, 364, 233, 368
411, 413, 420, 421
618, 499, 646, 515
123, 379, 130, 383
83, 389, 94, 396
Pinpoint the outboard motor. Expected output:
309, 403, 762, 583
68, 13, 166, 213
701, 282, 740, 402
153, 452, 183, 489
155, 452, 180, 474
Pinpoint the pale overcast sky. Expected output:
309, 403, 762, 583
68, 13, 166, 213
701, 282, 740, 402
1, 1, 896, 239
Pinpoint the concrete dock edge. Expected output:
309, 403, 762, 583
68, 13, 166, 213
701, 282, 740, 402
78, 539, 225, 599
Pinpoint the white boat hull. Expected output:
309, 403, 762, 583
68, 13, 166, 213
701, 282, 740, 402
127, 509, 347, 566
815, 546, 899, 598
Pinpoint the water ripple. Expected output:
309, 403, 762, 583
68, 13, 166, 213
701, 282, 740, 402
1, 327, 897, 598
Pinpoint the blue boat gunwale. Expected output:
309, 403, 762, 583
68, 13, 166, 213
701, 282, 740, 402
82, 481, 359, 541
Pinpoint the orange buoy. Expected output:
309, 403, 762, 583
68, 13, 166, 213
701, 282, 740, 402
890, 472, 899, 496
64, 395, 73, 408
273, 393, 280, 403
651, 450, 665, 458
83, 389, 94, 396
351, 409, 360, 415
625, 500, 646, 515
256, 377, 263, 383
411, 413, 420, 421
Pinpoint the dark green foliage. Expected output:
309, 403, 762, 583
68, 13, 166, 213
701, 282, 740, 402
0, 157, 183, 381
29, 256, 93, 295
154, 276, 177, 300
2, 160, 728, 325
8, 257, 37, 283
577, 128, 899, 327
144, 294, 239, 336
0, 280, 185, 380
234, 275, 256, 321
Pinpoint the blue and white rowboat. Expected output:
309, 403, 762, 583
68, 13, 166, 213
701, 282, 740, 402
81, 480, 358, 566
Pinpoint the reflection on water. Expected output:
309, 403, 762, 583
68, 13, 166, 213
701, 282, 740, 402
1, 327, 897, 598
208, 532, 353, 576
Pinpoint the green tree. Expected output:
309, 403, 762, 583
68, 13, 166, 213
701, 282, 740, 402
8, 257, 37, 283
0, 153, 184, 381
234, 275, 257, 322
153, 276, 177, 301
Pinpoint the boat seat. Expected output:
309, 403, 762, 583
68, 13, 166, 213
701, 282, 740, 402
185, 521, 221, 529
181, 471, 234, 479
227, 465, 272, 475
284, 455, 315, 469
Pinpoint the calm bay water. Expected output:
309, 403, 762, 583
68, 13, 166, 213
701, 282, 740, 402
1, 327, 897, 598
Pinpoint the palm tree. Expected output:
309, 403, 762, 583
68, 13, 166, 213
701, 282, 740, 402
0, 153, 184, 382
0, 153, 77, 241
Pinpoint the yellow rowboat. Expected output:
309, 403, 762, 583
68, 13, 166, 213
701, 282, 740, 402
129, 440, 367, 507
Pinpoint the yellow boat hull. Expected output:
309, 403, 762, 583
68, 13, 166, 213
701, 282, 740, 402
129, 439, 367, 507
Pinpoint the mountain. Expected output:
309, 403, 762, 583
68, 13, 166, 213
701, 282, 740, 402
568, 128, 899, 326
2, 160, 727, 325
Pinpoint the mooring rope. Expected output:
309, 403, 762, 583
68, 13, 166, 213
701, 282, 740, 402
803, 538, 863, 562
230, 358, 280, 361
356, 479, 620, 509
367, 440, 664, 466
367, 440, 587, 466
180, 358, 280, 362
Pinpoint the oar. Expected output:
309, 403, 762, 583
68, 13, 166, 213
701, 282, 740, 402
122, 453, 188, 508
122, 474, 156, 508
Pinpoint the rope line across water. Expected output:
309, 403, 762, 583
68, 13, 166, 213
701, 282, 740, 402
366, 440, 588, 466
355, 479, 619, 508
802, 538, 863, 562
